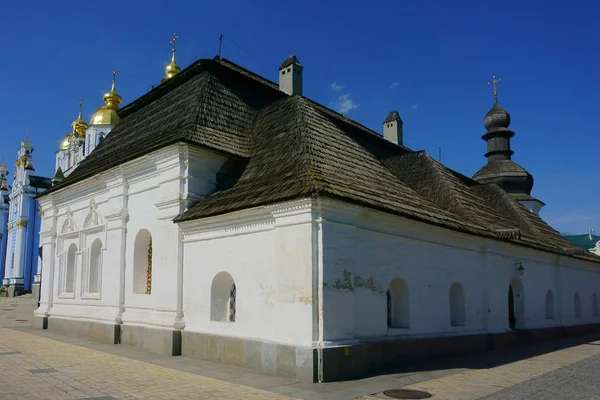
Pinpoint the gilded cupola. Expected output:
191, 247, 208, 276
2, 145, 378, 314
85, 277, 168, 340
59, 134, 72, 151
90, 69, 122, 126
162, 33, 181, 83
71, 99, 88, 137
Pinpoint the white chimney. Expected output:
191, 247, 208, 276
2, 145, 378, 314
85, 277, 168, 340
279, 55, 303, 96
383, 110, 403, 145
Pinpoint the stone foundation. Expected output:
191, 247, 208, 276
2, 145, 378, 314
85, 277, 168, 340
31, 284, 40, 305
32, 318, 600, 382
318, 324, 600, 382
45, 316, 119, 345
7, 284, 25, 297
120, 325, 182, 356
181, 331, 318, 382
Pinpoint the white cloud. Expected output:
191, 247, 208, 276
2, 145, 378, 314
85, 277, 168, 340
411, 103, 419, 112
331, 93, 359, 114
390, 82, 400, 89
331, 82, 344, 92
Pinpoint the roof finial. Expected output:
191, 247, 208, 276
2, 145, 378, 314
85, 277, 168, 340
163, 33, 181, 82
79, 98, 84, 118
101, 68, 123, 110
171, 33, 179, 62
488, 75, 502, 105
112, 68, 117, 91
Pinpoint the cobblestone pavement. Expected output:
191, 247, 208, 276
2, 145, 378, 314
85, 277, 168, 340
1, 295, 600, 399
478, 352, 600, 400
357, 337, 600, 400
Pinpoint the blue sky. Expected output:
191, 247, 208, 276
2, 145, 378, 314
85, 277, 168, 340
0, 0, 598, 233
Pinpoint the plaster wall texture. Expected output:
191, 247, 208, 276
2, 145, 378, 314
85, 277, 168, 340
180, 200, 315, 347
36, 144, 230, 331
317, 198, 600, 344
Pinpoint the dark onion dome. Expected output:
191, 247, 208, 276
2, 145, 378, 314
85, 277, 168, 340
484, 103, 511, 131
473, 160, 534, 195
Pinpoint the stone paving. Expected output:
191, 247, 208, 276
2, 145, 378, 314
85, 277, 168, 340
1, 295, 600, 399
0, 327, 301, 400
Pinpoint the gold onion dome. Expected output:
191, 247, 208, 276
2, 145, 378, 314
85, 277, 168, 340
71, 99, 88, 137
90, 69, 122, 126
162, 33, 181, 82
59, 134, 72, 150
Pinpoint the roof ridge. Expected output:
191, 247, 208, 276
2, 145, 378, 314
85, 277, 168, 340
215, 57, 280, 90
301, 96, 411, 152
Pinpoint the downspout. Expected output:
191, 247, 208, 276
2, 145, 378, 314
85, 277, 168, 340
314, 199, 325, 382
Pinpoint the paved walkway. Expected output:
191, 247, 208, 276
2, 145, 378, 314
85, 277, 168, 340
0, 296, 600, 399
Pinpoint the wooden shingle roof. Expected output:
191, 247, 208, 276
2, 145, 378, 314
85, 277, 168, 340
39, 57, 600, 263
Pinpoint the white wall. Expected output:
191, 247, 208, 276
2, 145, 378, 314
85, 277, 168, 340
317, 198, 600, 344
180, 199, 315, 347
36, 144, 231, 330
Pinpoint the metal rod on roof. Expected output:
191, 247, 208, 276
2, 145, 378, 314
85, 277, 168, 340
218, 33, 223, 58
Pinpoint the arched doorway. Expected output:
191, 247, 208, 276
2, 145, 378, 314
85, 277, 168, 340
509, 278, 525, 329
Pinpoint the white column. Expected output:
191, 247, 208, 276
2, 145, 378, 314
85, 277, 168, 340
11, 222, 26, 283
35, 203, 56, 317
3, 227, 12, 282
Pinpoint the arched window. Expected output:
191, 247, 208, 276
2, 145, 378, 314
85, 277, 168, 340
211, 272, 236, 322
593, 293, 599, 317
449, 282, 466, 326
387, 278, 410, 328
88, 239, 102, 294
65, 243, 77, 294
133, 229, 152, 294
546, 290, 555, 319
574, 292, 581, 318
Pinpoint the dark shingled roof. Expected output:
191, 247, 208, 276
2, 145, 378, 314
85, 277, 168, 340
383, 110, 402, 124
38, 56, 600, 263
279, 55, 303, 70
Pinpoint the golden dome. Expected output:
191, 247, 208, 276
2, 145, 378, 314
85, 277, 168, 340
71, 99, 88, 137
59, 134, 72, 150
90, 108, 120, 126
90, 69, 122, 126
165, 59, 181, 79
162, 33, 181, 82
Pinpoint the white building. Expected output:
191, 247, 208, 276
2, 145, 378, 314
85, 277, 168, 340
34, 50, 600, 382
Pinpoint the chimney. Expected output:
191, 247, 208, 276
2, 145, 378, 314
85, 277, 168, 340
383, 110, 403, 145
279, 55, 303, 96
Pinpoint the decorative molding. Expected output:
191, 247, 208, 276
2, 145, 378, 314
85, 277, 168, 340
181, 207, 275, 242
267, 198, 313, 218
15, 219, 28, 229
7, 224, 12, 233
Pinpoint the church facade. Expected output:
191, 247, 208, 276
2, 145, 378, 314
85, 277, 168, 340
0, 141, 50, 297
33, 45, 600, 382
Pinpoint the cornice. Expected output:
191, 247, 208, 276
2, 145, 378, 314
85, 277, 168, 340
181, 207, 275, 242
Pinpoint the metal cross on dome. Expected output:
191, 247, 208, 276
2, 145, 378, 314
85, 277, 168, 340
171, 33, 179, 53
488, 75, 502, 104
